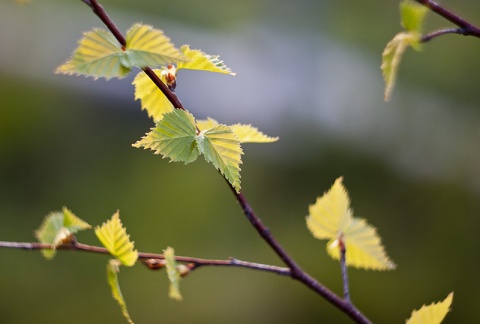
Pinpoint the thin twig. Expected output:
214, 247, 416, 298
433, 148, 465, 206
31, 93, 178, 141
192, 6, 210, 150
421, 28, 463, 42
339, 238, 351, 303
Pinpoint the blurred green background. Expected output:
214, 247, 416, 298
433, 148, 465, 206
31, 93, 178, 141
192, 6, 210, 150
1, 0, 480, 323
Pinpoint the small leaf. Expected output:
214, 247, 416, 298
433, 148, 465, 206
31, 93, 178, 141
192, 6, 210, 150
35, 207, 91, 259
95, 211, 138, 267
196, 124, 243, 192
133, 110, 199, 164
56, 28, 129, 80
197, 118, 278, 143
401, 0, 428, 33
306, 177, 396, 270
107, 259, 135, 324
381, 32, 420, 101
196, 117, 220, 132
178, 45, 236, 75
132, 70, 174, 122
164, 247, 183, 301
406, 292, 453, 324
125, 24, 187, 68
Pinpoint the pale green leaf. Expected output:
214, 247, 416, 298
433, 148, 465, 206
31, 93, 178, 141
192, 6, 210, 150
56, 28, 129, 80
197, 118, 278, 144
406, 292, 453, 324
178, 45, 236, 75
306, 177, 396, 270
381, 32, 420, 101
35, 207, 91, 259
95, 211, 138, 267
107, 259, 135, 324
164, 247, 183, 301
196, 125, 243, 192
133, 110, 199, 163
125, 24, 187, 68
132, 70, 174, 122
401, 0, 428, 33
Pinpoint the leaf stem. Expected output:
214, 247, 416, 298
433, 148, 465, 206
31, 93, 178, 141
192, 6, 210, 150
339, 238, 351, 303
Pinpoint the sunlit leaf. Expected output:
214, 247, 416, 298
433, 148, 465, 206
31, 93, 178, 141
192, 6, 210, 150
197, 118, 278, 143
107, 259, 135, 324
133, 110, 199, 164
196, 124, 243, 192
178, 45, 236, 75
56, 28, 129, 80
381, 32, 420, 101
401, 0, 428, 33
35, 207, 91, 259
164, 247, 183, 301
132, 70, 174, 121
95, 211, 138, 267
196, 117, 220, 132
306, 177, 396, 270
406, 292, 453, 324
125, 24, 187, 68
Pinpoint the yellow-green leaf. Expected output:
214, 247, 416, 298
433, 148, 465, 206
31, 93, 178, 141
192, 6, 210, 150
95, 211, 138, 267
35, 207, 91, 260
196, 117, 220, 132
178, 45, 235, 75
197, 118, 278, 143
196, 124, 243, 192
107, 259, 135, 324
125, 24, 187, 68
56, 28, 129, 80
306, 177, 396, 270
406, 292, 453, 324
381, 32, 420, 101
132, 70, 174, 122
133, 110, 199, 164
164, 247, 183, 301
401, 0, 428, 33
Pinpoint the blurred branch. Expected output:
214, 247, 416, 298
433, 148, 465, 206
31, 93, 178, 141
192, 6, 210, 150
339, 238, 351, 303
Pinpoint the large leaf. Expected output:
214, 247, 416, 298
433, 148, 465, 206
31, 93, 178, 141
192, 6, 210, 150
406, 292, 453, 324
381, 32, 420, 102
35, 207, 91, 259
306, 177, 396, 270
133, 110, 199, 164
132, 70, 174, 122
178, 45, 235, 75
56, 28, 129, 80
124, 24, 187, 68
196, 124, 243, 192
107, 259, 135, 324
401, 0, 428, 33
164, 247, 183, 301
197, 118, 278, 143
95, 211, 138, 267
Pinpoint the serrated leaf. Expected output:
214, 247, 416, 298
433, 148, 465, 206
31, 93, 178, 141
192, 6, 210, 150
107, 259, 135, 324
401, 0, 428, 33
406, 292, 453, 324
197, 118, 278, 143
35, 207, 91, 259
124, 24, 187, 68
306, 177, 396, 270
381, 32, 420, 101
132, 70, 174, 121
56, 28, 129, 80
164, 247, 183, 301
95, 211, 138, 267
178, 45, 235, 75
133, 110, 199, 164
196, 124, 243, 192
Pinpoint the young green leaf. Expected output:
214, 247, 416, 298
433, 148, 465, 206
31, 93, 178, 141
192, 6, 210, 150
164, 247, 183, 301
132, 70, 174, 121
197, 118, 278, 143
196, 124, 243, 192
56, 28, 130, 80
107, 259, 135, 324
133, 110, 199, 164
95, 211, 138, 267
406, 292, 453, 324
381, 32, 420, 102
178, 45, 236, 75
124, 24, 188, 68
401, 0, 428, 33
306, 177, 396, 270
35, 207, 91, 260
